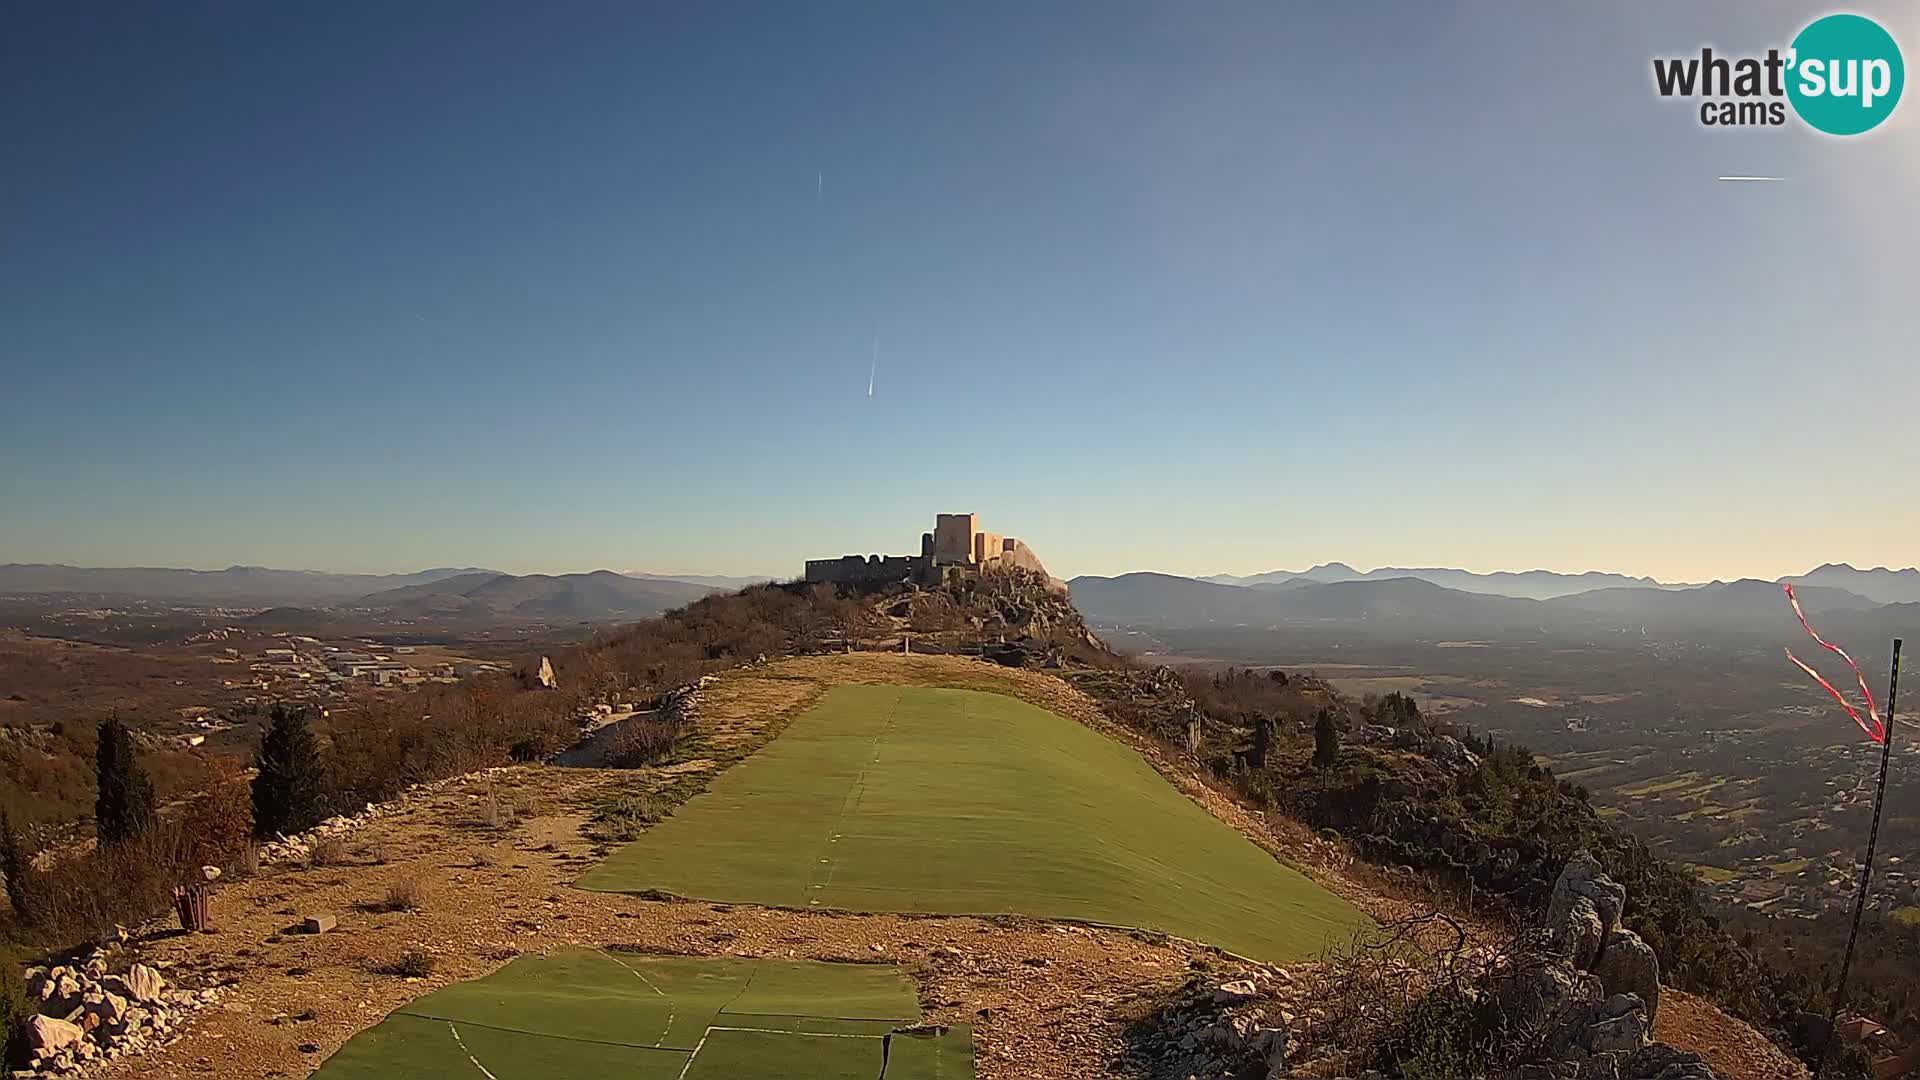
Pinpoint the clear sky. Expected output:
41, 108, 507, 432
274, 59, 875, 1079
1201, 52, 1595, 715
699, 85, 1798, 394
3, 2, 1915, 583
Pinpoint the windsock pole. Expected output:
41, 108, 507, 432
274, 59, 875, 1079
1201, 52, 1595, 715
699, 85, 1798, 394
1814, 638, 1902, 1080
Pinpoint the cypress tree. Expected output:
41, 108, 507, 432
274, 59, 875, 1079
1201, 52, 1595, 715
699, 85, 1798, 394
253, 705, 328, 838
95, 717, 156, 844
1313, 708, 1340, 767
0, 810, 29, 924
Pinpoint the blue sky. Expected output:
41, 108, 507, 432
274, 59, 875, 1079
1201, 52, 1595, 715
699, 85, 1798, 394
3, 2, 1916, 582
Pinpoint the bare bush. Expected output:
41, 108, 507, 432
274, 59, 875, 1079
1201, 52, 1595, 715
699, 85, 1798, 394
308, 837, 350, 867
1296, 913, 1519, 1079
586, 794, 660, 843
372, 949, 435, 978
356, 875, 426, 914
604, 716, 684, 769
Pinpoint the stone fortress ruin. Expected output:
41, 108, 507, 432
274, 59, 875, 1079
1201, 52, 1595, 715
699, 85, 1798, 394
804, 513, 1055, 588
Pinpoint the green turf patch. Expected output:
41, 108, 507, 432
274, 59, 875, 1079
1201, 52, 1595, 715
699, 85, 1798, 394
580, 684, 1370, 962
313, 952, 963, 1079
311, 1013, 691, 1079
884, 1025, 976, 1079
682, 1029, 881, 1080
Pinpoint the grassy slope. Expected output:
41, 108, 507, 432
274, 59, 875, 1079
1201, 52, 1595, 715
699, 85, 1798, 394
582, 684, 1369, 963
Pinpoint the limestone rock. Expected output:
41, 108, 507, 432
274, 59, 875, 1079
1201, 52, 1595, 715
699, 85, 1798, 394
1585, 994, 1652, 1054
1497, 955, 1602, 1037
118, 964, 167, 1005
82, 989, 129, 1028
1620, 1044, 1725, 1080
1556, 894, 1605, 971
524, 655, 558, 690
1592, 928, 1660, 1024
25, 1014, 85, 1054
1549, 850, 1625, 959
1211, 979, 1261, 1005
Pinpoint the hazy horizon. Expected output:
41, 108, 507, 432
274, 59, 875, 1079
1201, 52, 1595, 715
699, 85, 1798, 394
6, 2, 1917, 584
7, 552, 1915, 589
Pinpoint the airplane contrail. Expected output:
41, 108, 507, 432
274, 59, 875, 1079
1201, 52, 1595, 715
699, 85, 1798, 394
817, 171, 823, 200
1717, 175, 1786, 182
867, 330, 877, 397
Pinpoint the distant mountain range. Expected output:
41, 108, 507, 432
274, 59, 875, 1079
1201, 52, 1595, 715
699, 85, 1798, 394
1779, 563, 1920, 605
350, 570, 716, 621
623, 572, 777, 590
0, 564, 500, 605
1070, 571, 1909, 640
0, 562, 760, 619
1201, 561, 1920, 605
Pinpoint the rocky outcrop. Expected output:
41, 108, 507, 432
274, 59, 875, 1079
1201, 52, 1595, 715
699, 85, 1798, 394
1127, 965, 1305, 1080
522, 655, 557, 690
17, 949, 225, 1077
1482, 851, 1713, 1080
1548, 850, 1627, 972
1592, 929, 1660, 1026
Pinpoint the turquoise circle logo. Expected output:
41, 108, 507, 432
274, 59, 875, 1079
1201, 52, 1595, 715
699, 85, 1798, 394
1787, 13, 1904, 135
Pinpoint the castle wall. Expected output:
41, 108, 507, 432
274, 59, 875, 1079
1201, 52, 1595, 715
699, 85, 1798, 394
805, 514, 1052, 590
933, 513, 978, 564
804, 554, 931, 586
972, 531, 1005, 564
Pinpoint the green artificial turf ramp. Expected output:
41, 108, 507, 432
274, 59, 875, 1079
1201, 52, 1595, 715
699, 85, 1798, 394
313, 952, 961, 1080
884, 1025, 976, 1079
580, 684, 1370, 962
310, 1013, 691, 1079
683, 1029, 881, 1080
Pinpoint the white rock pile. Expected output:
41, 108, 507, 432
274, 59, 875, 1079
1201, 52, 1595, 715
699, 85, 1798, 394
256, 764, 516, 865
15, 953, 222, 1077
1131, 965, 1303, 1080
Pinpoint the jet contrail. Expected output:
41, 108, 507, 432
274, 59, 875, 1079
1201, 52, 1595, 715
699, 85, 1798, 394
867, 330, 877, 397
817, 171, 823, 200
1717, 175, 1786, 182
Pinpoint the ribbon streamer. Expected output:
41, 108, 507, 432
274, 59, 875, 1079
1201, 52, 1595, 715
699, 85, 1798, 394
1784, 583, 1885, 743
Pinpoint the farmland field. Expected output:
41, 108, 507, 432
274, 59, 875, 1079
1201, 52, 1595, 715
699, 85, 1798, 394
580, 683, 1369, 962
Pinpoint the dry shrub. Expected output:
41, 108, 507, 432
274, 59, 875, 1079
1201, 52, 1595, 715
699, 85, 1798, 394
586, 794, 660, 843
16, 825, 204, 947
1298, 914, 1517, 1079
603, 716, 684, 769
176, 758, 255, 871
363, 876, 425, 913
307, 837, 350, 867
373, 949, 435, 978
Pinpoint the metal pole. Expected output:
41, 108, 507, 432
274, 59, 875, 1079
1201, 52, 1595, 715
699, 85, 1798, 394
1814, 639, 1902, 1080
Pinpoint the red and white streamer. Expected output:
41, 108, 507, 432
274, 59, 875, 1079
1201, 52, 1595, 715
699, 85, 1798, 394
1784, 583, 1884, 743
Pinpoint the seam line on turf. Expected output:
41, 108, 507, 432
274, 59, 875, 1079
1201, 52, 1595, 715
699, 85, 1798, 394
806, 686, 902, 905
398, 1013, 693, 1052
448, 1022, 502, 1080
705, 1026, 884, 1039
599, 948, 675, 1047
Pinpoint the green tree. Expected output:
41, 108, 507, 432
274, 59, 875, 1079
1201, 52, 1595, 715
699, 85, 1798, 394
95, 717, 156, 844
0, 810, 28, 924
1313, 708, 1340, 767
253, 705, 328, 838
0, 945, 29, 1070
1248, 713, 1273, 770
